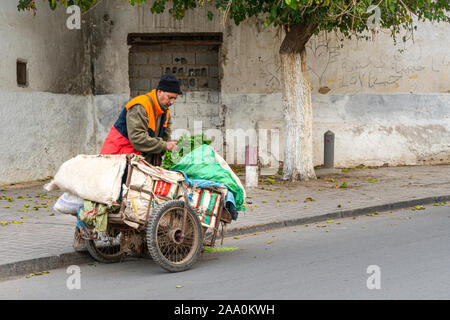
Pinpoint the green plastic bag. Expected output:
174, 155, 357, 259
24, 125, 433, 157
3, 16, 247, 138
170, 145, 246, 212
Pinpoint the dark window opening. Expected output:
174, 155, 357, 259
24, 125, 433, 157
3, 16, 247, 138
17, 60, 28, 87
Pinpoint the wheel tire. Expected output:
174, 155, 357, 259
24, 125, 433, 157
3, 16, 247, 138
85, 232, 124, 263
147, 200, 203, 272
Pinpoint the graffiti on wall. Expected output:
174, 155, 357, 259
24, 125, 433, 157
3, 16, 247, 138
257, 30, 448, 93
307, 31, 449, 92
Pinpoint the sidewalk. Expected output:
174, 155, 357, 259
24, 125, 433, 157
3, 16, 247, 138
1, 164, 450, 280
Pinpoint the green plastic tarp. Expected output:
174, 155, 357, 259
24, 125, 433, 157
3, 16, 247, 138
170, 145, 246, 212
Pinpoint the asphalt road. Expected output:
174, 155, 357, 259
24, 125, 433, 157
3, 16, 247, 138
1, 203, 450, 300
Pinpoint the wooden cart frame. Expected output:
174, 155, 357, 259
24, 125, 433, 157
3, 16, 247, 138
98, 155, 232, 252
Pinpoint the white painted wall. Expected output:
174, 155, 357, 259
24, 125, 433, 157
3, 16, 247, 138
0, 0, 448, 184
0, 92, 94, 183
306, 24, 449, 95
0, 1, 87, 94
0, 1, 92, 184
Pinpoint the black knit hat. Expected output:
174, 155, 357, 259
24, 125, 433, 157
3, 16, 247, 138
157, 74, 182, 94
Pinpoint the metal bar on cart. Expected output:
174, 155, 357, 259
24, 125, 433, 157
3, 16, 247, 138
181, 182, 190, 235
209, 197, 225, 247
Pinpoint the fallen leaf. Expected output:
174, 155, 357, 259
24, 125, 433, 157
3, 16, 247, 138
265, 177, 275, 183
25, 271, 47, 278
433, 202, 446, 206
176, 285, 183, 288
304, 197, 315, 202
203, 246, 238, 253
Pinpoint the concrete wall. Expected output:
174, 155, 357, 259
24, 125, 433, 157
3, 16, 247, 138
0, 1, 93, 184
0, 0, 448, 183
306, 24, 449, 95
312, 93, 450, 167
0, 1, 90, 94
83, 0, 449, 168
0, 91, 129, 184
0, 92, 94, 184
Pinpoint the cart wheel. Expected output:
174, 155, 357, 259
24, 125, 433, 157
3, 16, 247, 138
85, 232, 124, 263
147, 200, 203, 272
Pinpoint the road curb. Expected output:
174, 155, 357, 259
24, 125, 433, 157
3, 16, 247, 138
224, 194, 450, 236
1, 194, 449, 281
0, 250, 93, 281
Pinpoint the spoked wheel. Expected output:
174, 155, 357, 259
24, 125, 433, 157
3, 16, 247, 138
147, 200, 203, 272
85, 231, 124, 263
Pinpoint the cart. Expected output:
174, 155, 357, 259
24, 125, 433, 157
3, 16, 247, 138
83, 154, 233, 272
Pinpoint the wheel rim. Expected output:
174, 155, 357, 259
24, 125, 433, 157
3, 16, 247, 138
92, 232, 122, 257
156, 207, 200, 265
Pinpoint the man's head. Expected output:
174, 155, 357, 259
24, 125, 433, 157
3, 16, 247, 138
156, 74, 181, 108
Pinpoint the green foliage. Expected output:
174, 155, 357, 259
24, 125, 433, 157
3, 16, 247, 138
161, 133, 212, 169
18, 0, 101, 12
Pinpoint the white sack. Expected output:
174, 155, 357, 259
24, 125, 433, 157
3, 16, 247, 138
54, 192, 84, 215
45, 154, 127, 207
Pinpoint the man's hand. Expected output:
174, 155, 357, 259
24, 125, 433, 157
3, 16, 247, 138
166, 141, 178, 151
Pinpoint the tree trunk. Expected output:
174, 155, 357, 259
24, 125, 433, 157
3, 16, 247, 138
280, 23, 317, 181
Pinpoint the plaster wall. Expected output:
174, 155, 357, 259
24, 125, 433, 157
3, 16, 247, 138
0, 0, 448, 184
0, 1, 92, 184
0, 91, 95, 184
85, 1, 449, 168
0, 1, 89, 94
221, 93, 450, 168
312, 93, 450, 167
85, 1, 449, 95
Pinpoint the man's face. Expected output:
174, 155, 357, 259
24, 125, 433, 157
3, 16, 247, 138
156, 90, 178, 108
